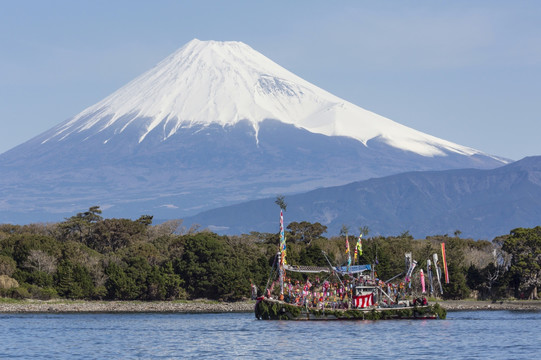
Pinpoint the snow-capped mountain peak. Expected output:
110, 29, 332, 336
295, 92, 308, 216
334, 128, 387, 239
43, 39, 495, 158
1, 39, 511, 225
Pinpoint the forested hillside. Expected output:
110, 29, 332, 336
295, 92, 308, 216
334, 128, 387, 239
1, 207, 539, 301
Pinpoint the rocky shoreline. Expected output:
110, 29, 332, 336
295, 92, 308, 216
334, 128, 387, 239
0, 300, 256, 314
0, 299, 540, 314
435, 300, 541, 311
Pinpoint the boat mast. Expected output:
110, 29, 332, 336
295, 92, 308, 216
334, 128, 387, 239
275, 195, 287, 298
279, 209, 286, 296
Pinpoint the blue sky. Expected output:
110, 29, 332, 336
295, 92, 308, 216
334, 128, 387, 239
1, 0, 540, 160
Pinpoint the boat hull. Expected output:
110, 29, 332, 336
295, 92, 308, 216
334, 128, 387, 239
254, 298, 446, 320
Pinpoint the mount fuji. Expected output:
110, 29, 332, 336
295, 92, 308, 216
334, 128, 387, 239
0, 39, 507, 224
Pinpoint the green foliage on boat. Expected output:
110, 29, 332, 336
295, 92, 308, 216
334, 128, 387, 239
255, 300, 302, 320
255, 300, 446, 320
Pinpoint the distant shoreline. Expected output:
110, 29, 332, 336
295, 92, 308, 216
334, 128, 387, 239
435, 299, 541, 311
1, 299, 540, 314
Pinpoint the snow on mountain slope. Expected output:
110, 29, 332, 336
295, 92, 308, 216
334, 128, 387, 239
42, 39, 499, 159
0, 38, 513, 225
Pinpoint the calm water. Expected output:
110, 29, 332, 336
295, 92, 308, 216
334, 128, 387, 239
0, 310, 539, 359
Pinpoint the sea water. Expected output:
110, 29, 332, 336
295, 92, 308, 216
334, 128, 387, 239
0, 310, 539, 359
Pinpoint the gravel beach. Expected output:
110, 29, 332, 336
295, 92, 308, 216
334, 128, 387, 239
1, 299, 540, 313
0, 300, 255, 313
435, 299, 541, 311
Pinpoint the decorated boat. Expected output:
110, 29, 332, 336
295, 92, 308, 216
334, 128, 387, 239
254, 209, 447, 321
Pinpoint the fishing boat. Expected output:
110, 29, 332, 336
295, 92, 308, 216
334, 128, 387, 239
254, 210, 447, 321
255, 262, 446, 320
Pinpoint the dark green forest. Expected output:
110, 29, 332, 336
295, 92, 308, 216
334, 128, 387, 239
0, 207, 540, 301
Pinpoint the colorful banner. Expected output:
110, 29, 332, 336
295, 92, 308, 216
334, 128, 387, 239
353, 293, 374, 308
441, 243, 449, 284
433, 253, 443, 294
345, 234, 351, 268
354, 233, 363, 264
420, 269, 426, 293
280, 210, 286, 265
334, 265, 371, 274
279, 209, 287, 295
405, 260, 417, 283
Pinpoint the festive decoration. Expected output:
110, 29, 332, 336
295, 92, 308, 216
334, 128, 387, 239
280, 210, 286, 265
278, 209, 287, 295
433, 253, 443, 294
420, 269, 426, 293
441, 243, 449, 284
405, 258, 417, 283
354, 233, 363, 263
353, 293, 374, 308
427, 259, 434, 295
345, 234, 351, 269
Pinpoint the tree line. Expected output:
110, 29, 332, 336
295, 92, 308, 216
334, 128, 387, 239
0, 206, 539, 301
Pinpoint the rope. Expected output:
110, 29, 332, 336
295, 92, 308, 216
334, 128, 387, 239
264, 252, 279, 296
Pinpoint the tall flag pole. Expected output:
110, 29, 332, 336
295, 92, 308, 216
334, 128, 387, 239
441, 243, 449, 284
279, 209, 287, 295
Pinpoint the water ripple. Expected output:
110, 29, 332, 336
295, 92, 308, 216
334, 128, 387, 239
0, 311, 539, 359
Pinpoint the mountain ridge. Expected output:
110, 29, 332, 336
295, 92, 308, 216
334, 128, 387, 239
184, 156, 541, 239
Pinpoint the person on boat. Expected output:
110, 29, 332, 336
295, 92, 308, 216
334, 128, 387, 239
304, 277, 312, 292
284, 292, 291, 303
413, 297, 424, 306
342, 291, 348, 308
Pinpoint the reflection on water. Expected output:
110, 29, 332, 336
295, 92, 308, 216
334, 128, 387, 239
0, 311, 539, 359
